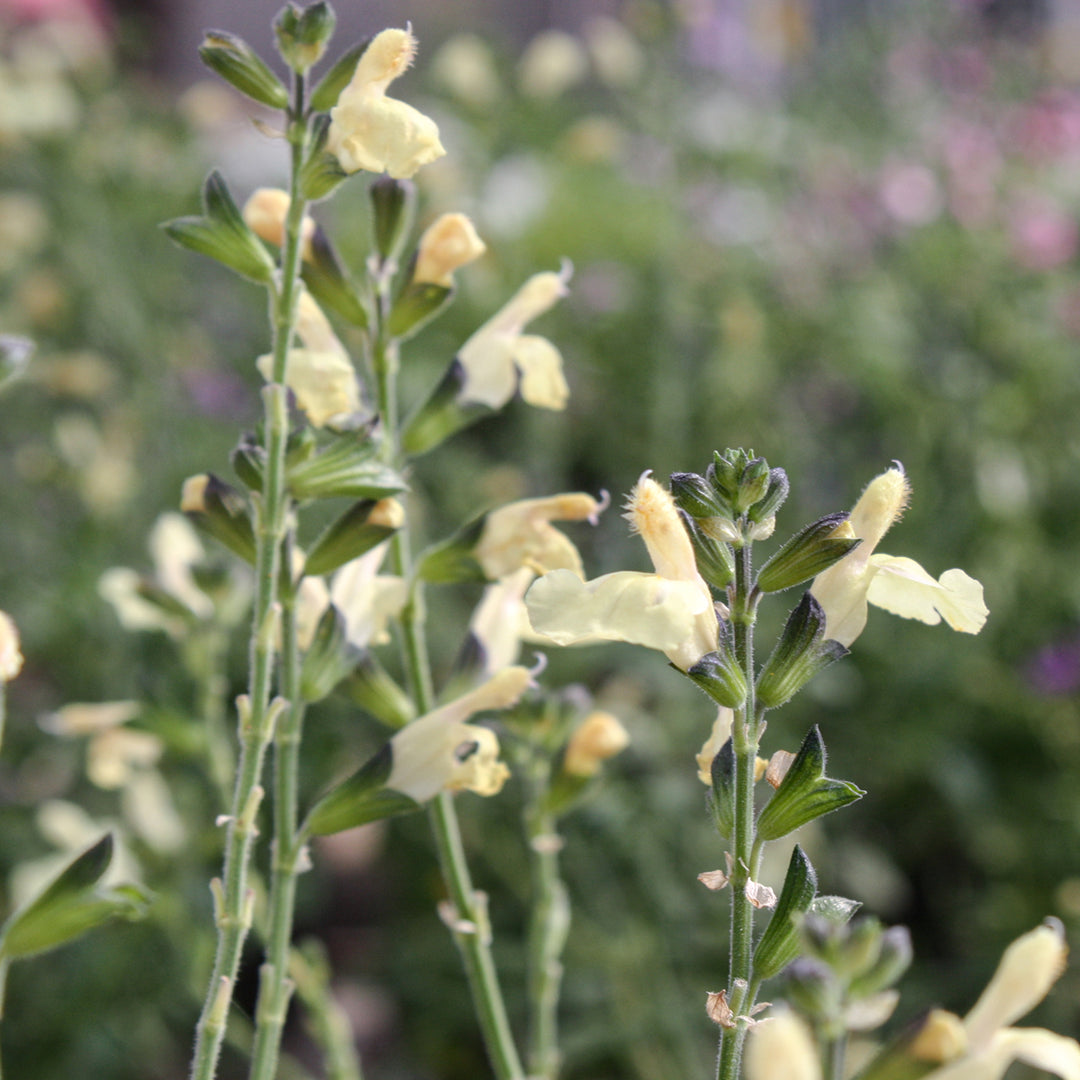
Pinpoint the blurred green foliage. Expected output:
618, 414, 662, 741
2, 3, 1080, 1078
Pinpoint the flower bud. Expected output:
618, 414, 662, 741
679, 512, 735, 591
749, 468, 789, 523
850, 924, 913, 998
300, 604, 362, 703
303, 497, 403, 577
756, 593, 848, 709
180, 474, 256, 564
753, 845, 818, 981
757, 513, 860, 594
274, 1, 336, 73
783, 956, 841, 1022
198, 30, 289, 108
687, 649, 747, 709
670, 471, 727, 519
413, 213, 486, 288
562, 711, 630, 778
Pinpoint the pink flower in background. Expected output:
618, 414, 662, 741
941, 119, 1001, 227
0, 0, 109, 29
1010, 91, 1080, 163
879, 162, 943, 227
1009, 196, 1079, 271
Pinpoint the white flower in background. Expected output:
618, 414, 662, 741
330, 541, 408, 650
430, 33, 501, 108
326, 27, 446, 179
241, 187, 315, 260
99, 512, 213, 636
256, 289, 362, 428
0, 609, 24, 682
810, 465, 988, 647
474, 490, 605, 580
468, 567, 537, 676
413, 212, 486, 287
456, 266, 572, 410
517, 29, 589, 99
526, 474, 719, 671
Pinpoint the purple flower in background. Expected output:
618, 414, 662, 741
1008, 195, 1079, 271
180, 369, 252, 419
1026, 636, 1080, 696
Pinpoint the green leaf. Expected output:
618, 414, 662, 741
756, 725, 864, 841
752, 844, 818, 981
303, 744, 419, 835
0, 836, 150, 961
310, 38, 370, 112
286, 434, 406, 501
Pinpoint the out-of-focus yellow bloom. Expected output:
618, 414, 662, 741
584, 16, 644, 88
0, 610, 23, 682
744, 1009, 820, 1080
474, 490, 605, 580
326, 27, 445, 179
468, 567, 536, 676
457, 266, 572, 410
527, 474, 719, 671
810, 465, 988, 647
257, 290, 362, 428
696, 707, 734, 784
387, 713, 509, 802
430, 33, 501, 108
329, 541, 408, 649
563, 710, 630, 777
241, 187, 315, 261
517, 29, 589, 99
413, 212, 486, 287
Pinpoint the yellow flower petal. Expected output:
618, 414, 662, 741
414, 212, 486, 287
696, 707, 734, 784
468, 567, 536, 675
513, 334, 568, 409
866, 556, 989, 634
388, 714, 509, 802
526, 568, 716, 671
744, 1010, 821, 1080
964, 921, 1068, 1048
330, 543, 407, 648
927, 1028, 1080, 1080
257, 348, 362, 428
0, 609, 24, 682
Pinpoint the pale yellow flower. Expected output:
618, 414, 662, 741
329, 542, 408, 649
256, 290, 362, 428
468, 567, 537, 676
474, 491, 605, 580
241, 187, 315, 261
430, 33, 501, 108
517, 29, 589, 99
696, 707, 734, 784
563, 710, 630, 777
387, 713, 509, 802
457, 266, 572, 410
413, 213, 486, 287
0, 609, 23, 682
526, 474, 719, 671
810, 465, 988, 647
744, 1009, 820, 1080
326, 27, 446, 179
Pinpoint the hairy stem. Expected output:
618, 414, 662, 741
190, 73, 309, 1080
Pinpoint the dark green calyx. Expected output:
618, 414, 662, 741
687, 649, 747, 708
752, 844, 818, 981
198, 30, 289, 109
671, 471, 727, 519
749, 467, 789, 523
274, 1, 336, 72
679, 511, 735, 590
755, 725, 864, 841
705, 737, 736, 838
370, 176, 416, 264
757, 512, 860, 593
756, 593, 848, 709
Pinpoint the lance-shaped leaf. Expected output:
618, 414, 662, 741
303, 499, 399, 577
309, 38, 370, 112
304, 743, 419, 835
301, 227, 369, 327
0, 835, 150, 961
756, 593, 849, 709
757, 512, 861, 593
300, 604, 363, 703
752, 844, 818, 981
198, 30, 289, 108
415, 516, 488, 584
286, 433, 406, 501
162, 171, 276, 284
706, 736, 736, 838
687, 648, 747, 709
403, 360, 494, 455
298, 115, 349, 202
387, 280, 453, 340
756, 725, 864, 842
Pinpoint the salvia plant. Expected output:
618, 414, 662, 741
2, 5, 1079, 1080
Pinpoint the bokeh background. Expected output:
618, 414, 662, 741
2, 0, 1080, 1077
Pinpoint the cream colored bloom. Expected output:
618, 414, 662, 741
257, 290, 362, 428
696, 707, 734, 784
563, 710, 630, 777
241, 187, 315, 261
0, 609, 23, 682
330, 542, 408, 649
517, 29, 589, 99
457, 266, 572, 410
430, 33, 501, 108
469, 567, 536, 676
810, 466, 988, 647
326, 28, 446, 179
387, 713, 509, 802
745, 1009, 820, 1080
526, 474, 719, 671
413, 212, 486, 287
474, 491, 605, 580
